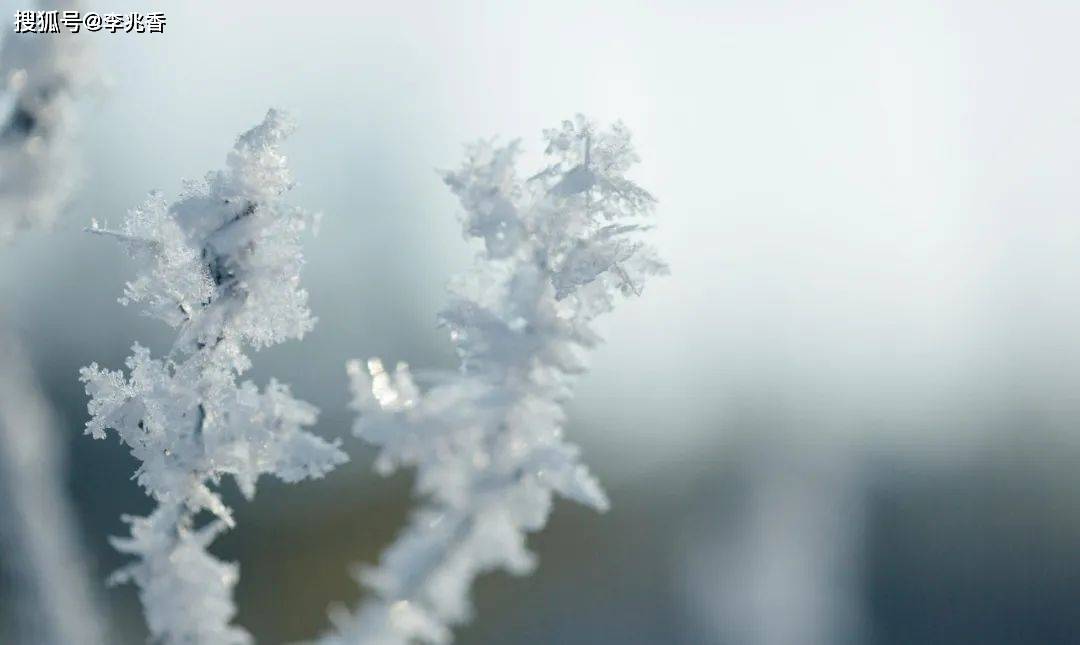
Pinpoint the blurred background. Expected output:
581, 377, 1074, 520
3, 1, 1080, 643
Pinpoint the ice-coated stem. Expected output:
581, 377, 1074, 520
81, 110, 347, 645
322, 116, 666, 644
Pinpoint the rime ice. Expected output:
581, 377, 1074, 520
80, 110, 347, 645
325, 116, 666, 644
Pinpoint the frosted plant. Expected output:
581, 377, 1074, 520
0, 0, 92, 243
80, 110, 348, 645
323, 116, 666, 644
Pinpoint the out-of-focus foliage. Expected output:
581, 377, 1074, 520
0, 0, 91, 243
0, 5, 107, 644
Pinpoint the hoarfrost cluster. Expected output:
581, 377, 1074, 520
79, 110, 347, 645
323, 116, 666, 644
0, 5, 666, 640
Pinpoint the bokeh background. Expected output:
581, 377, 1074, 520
3, 1, 1080, 643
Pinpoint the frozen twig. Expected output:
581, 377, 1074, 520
80, 110, 347, 645
322, 116, 666, 644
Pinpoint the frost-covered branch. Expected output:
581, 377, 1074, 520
80, 110, 347, 645
323, 116, 666, 644
0, 0, 92, 243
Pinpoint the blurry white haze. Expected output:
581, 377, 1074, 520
2, 1, 1080, 644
